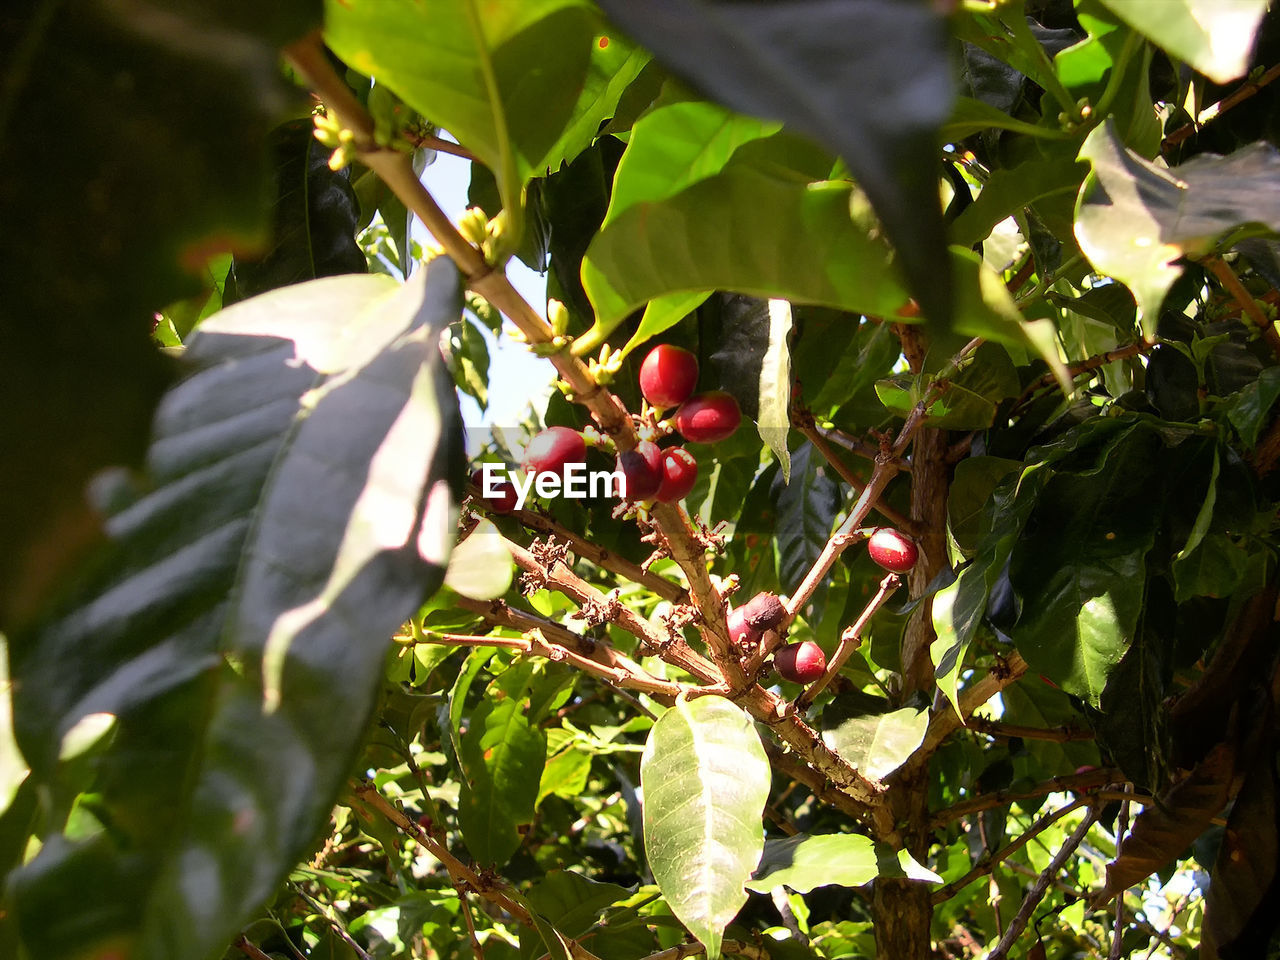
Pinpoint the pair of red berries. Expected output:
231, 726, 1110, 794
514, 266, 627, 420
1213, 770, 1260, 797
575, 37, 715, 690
640, 344, 742, 444
725, 592, 825, 684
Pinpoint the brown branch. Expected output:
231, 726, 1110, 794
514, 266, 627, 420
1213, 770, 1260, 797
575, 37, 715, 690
987, 802, 1102, 959
967, 717, 1096, 742
635, 941, 771, 960
1205, 256, 1280, 361
794, 419, 920, 534
1012, 338, 1155, 411
286, 36, 745, 683
812, 422, 911, 471
763, 741, 881, 823
795, 573, 901, 708
930, 768, 1115, 828
404, 129, 481, 162
233, 936, 274, 960
1163, 63, 1280, 149
908, 652, 1029, 771
931, 796, 1093, 904
502, 535, 720, 683
350, 780, 534, 926
466, 490, 687, 603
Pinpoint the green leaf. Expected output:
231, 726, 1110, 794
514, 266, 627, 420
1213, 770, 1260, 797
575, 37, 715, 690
0, 1, 318, 627
8, 265, 462, 960
641, 696, 770, 960
747, 833, 939, 893
1076, 123, 1280, 334
595, 0, 958, 330
951, 157, 1086, 249
1094, 0, 1267, 84
932, 463, 1048, 714
773, 445, 841, 610
537, 745, 593, 807
1227, 366, 1280, 448
583, 158, 1031, 346
619, 290, 714, 361
942, 96, 1071, 143
756, 300, 795, 483
444, 520, 514, 600
1173, 532, 1250, 601
947, 457, 1022, 556
821, 707, 930, 782
225, 118, 367, 304
457, 661, 548, 867
1009, 421, 1209, 704
325, 0, 595, 216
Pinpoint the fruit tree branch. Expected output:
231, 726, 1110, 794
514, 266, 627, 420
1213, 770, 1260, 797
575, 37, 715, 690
286, 34, 745, 685
1204, 255, 1280, 362
929, 767, 1115, 828
931, 795, 1093, 904
795, 572, 901, 709
986, 802, 1102, 959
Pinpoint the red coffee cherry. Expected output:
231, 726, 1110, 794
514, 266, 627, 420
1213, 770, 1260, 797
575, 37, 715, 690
522, 426, 586, 478
639, 344, 699, 409
727, 606, 759, 647
774, 641, 826, 684
867, 527, 919, 573
617, 441, 663, 501
654, 447, 698, 502
470, 469, 519, 514
673, 391, 741, 444
740, 592, 785, 632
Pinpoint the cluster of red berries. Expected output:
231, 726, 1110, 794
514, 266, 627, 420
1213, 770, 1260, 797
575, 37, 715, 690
475, 343, 744, 511
763, 528, 919, 685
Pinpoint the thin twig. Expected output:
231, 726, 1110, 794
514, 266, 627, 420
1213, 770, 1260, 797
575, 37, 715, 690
633, 939, 771, 960
967, 717, 1096, 742
907, 652, 1029, 771
1205, 256, 1280, 361
930, 767, 1114, 828
987, 802, 1102, 959
1163, 63, 1280, 149
467, 492, 687, 602
1011, 338, 1156, 412
795, 573, 900, 708
1109, 784, 1133, 960
233, 936, 274, 960
932, 796, 1093, 904
294, 886, 375, 960
404, 129, 482, 162
794, 418, 920, 533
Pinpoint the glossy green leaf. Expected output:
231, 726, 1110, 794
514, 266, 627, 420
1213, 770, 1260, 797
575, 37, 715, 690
942, 96, 1070, 143
947, 457, 1022, 556
444, 520, 514, 600
1227, 367, 1280, 448
641, 696, 770, 960
1009, 421, 1213, 704
0, 1, 319, 628
325, 0, 595, 215
583, 158, 1031, 346
1094, 0, 1267, 83
821, 707, 930, 782
458, 661, 548, 866
933, 463, 1048, 714
8, 265, 462, 960
773, 445, 840, 610
1076, 123, 1280, 334
595, 0, 958, 330
756, 300, 795, 482
746, 833, 939, 893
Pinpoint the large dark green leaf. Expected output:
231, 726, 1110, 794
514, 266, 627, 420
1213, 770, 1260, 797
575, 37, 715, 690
225, 118, 367, 303
0, 0, 319, 628
772, 444, 840, 615
595, 0, 957, 331
1076, 123, 1280, 335
8, 264, 463, 960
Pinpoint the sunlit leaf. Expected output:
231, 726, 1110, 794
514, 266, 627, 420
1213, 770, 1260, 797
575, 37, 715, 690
747, 832, 939, 894
641, 696, 770, 960
1094, 0, 1267, 83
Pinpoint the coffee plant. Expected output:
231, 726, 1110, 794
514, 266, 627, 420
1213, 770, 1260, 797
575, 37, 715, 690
4, 1, 1280, 958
